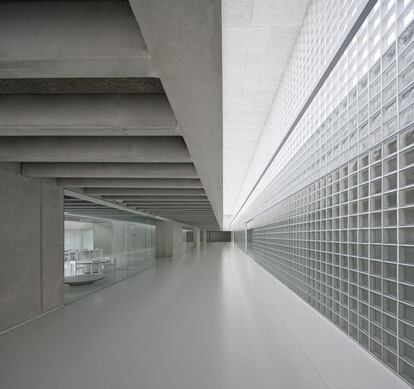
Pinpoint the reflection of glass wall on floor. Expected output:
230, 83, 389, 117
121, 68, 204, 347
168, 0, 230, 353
64, 215, 155, 303
182, 227, 194, 253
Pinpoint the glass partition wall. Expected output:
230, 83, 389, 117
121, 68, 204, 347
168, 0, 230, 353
64, 215, 155, 303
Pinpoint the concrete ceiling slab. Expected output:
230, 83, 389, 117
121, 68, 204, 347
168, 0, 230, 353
0, 0, 222, 230
0, 0, 151, 78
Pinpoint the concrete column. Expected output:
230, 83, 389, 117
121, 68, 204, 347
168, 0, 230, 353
193, 227, 200, 248
155, 220, 183, 258
201, 230, 207, 245
0, 163, 64, 332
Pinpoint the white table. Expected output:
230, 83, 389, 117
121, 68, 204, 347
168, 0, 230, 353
64, 274, 105, 285
76, 257, 111, 274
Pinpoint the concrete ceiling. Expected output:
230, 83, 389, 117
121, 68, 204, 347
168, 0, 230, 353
0, 0, 222, 230
0, 0, 313, 230
129, 0, 223, 228
222, 0, 310, 227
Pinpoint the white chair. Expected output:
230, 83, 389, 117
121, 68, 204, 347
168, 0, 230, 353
102, 257, 117, 273
91, 259, 101, 274
64, 250, 79, 275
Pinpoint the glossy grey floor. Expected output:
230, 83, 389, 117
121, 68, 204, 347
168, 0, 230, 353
0, 243, 409, 389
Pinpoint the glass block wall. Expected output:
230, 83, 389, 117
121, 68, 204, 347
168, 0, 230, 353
231, 0, 365, 214
234, 230, 246, 252
234, 0, 414, 386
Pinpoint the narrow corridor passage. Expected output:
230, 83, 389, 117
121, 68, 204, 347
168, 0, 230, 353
0, 244, 408, 389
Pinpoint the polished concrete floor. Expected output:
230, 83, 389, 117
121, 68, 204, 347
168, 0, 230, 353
0, 243, 409, 389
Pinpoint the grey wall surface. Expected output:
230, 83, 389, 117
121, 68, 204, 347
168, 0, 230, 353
0, 163, 64, 331
155, 221, 183, 258
201, 230, 207, 245
208, 231, 231, 242
193, 228, 200, 247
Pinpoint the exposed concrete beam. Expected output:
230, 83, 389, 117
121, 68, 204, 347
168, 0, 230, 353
135, 211, 212, 214
120, 198, 210, 203
128, 204, 211, 208
85, 188, 205, 196
154, 210, 215, 213
130, 0, 223, 228
129, 201, 211, 205
0, 0, 153, 78
58, 178, 203, 188
152, 210, 215, 213
133, 206, 212, 210
149, 208, 214, 211
103, 196, 208, 201
66, 198, 211, 205
22, 163, 198, 178
127, 205, 210, 209
145, 209, 213, 214
0, 137, 189, 163
0, 94, 177, 136
124, 199, 210, 207
0, 59, 152, 80
64, 190, 164, 221
149, 214, 215, 218
66, 212, 148, 220
136, 211, 212, 215
64, 207, 135, 212
157, 211, 218, 216
152, 213, 219, 230
65, 209, 162, 221
65, 207, 119, 212
0, 78, 164, 94
125, 202, 210, 206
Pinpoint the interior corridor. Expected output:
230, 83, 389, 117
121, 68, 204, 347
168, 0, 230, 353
0, 243, 409, 389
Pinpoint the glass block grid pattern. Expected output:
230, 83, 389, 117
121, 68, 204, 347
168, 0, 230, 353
234, 230, 246, 252
233, 0, 414, 228
231, 0, 363, 218
235, 0, 414, 386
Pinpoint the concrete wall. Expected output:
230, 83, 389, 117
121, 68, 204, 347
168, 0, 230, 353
207, 231, 231, 242
0, 163, 64, 331
193, 228, 200, 247
155, 221, 183, 258
200, 230, 207, 245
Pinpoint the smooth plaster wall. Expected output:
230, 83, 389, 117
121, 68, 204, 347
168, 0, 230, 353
0, 163, 64, 331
